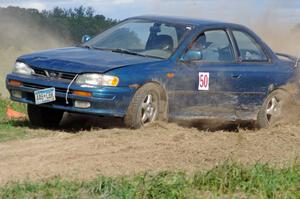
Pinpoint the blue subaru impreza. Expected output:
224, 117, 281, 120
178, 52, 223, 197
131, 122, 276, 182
6, 15, 300, 129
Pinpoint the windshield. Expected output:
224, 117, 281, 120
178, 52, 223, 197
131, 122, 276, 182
85, 19, 192, 59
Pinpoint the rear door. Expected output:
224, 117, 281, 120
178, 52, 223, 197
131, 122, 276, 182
225, 30, 279, 117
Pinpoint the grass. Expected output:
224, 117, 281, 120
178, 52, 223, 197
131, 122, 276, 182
0, 97, 26, 120
0, 162, 299, 199
0, 97, 37, 142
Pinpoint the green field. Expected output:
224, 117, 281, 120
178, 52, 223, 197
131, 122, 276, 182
0, 162, 299, 199
0, 98, 41, 142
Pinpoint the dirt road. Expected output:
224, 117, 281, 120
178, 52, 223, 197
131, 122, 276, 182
0, 115, 299, 184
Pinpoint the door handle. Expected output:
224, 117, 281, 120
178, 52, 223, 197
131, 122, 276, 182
232, 74, 242, 79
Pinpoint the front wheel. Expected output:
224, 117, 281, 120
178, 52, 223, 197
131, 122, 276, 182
257, 89, 289, 128
124, 83, 161, 129
27, 104, 64, 128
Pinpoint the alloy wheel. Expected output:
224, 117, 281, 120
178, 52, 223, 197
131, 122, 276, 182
140, 93, 158, 125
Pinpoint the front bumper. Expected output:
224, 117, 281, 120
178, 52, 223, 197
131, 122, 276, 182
6, 73, 135, 117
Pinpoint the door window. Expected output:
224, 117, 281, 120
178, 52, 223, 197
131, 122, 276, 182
190, 30, 235, 62
232, 30, 268, 62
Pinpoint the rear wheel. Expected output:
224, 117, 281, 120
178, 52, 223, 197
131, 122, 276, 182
27, 104, 64, 128
257, 89, 289, 128
124, 83, 161, 129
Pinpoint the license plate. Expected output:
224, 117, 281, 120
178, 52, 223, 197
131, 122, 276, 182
34, 87, 56, 105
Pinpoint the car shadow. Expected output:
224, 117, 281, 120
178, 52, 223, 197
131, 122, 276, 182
4, 113, 255, 133
60, 114, 256, 133
174, 119, 256, 132
1, 113, 125, 133
59, 113, 125, 132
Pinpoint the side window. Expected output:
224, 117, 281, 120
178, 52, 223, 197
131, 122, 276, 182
191, 30, 235, 62
232, 31, 268, 62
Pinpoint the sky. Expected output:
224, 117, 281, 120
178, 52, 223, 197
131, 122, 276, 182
0, 0, 299, 26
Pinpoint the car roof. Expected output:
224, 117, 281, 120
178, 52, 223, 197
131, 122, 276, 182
128, 15, 242, 28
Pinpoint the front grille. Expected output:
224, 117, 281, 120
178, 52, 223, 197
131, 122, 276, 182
32, 68, 77, 81
23, 82, 68, 93
34, 69, 47, 76
61, 73, 77, 80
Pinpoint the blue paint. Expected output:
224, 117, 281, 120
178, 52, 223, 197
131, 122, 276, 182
6, 16, 298, 121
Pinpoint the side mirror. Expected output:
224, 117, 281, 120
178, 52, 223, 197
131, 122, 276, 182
181, 50, 203, 63
81, 35, 92, 43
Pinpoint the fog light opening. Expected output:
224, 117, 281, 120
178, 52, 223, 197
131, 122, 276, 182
11, 90, 22, 98
74, 100, 91, 109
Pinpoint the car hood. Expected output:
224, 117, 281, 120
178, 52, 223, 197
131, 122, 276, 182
17, 47, 161, 73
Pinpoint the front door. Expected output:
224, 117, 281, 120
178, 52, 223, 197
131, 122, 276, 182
168, 29, 238, 119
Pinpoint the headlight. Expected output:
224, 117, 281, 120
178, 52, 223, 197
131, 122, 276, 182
76, 74, 119, 87
13, 62, 33, 75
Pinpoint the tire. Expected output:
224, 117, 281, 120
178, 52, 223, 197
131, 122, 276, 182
257, 89, 289, 128
27, 104, 64, 128
124, 83, 161, 129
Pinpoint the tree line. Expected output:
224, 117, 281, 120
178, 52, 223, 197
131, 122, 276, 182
0, 6, 118, 44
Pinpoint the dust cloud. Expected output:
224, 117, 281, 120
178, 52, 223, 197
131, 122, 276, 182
0, 8, 70, 96
247, 15, 300, 56
149, 0, 300, 56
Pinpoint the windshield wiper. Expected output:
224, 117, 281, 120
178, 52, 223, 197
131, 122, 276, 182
110, 48, 163, 59
79, 44, 93, 49
110, 48, 146, 56
85, 46, 138, 55
86, 47, 164, 59
92, 47, 111, 51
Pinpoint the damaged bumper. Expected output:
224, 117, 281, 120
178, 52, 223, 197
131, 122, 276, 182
6, 73, 135, 117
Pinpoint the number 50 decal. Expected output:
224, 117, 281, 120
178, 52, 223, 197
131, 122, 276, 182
198, 72, 210, 91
